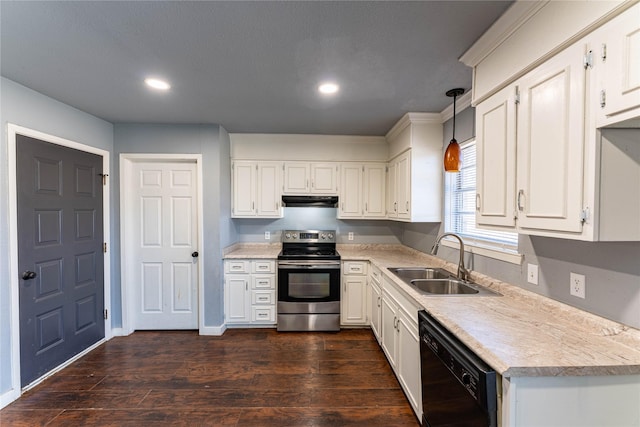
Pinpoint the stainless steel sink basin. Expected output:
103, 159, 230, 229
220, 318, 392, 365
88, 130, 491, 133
387, 267, 452, 280
387, 267, 501, 297
410, 279, 479, 295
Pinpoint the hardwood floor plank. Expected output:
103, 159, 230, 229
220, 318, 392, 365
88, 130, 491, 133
46, 409, 242, 426
138, 389, 312, 409
236, 407, 418, 427
8, 390, 148, 410
0, 409, 63, 426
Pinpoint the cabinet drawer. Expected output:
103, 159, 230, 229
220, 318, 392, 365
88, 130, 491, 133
225, 260, 249, 273
252, 290, 275, 305
252, 260, 275, 273
344, 261, 368, 275
252, 306, 276, 323
370, 265, 382, 284
252, 275, 275, 289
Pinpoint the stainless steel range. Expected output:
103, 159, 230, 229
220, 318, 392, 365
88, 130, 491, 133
277, 230, 341, 332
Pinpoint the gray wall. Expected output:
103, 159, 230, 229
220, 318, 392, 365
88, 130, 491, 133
0, 78, 114, 397
400, 106, 640, 329
113, 124, 233, 327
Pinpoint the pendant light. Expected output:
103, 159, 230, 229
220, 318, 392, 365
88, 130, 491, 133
444, 88, 465, 172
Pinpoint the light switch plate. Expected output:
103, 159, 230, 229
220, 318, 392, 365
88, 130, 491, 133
264, 231, 270, 240
348, 232, 354, 241
527, 263, 539, 285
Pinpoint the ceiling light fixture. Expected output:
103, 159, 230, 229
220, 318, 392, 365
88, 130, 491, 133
444, 88, 465, 173
318, 82, 339, 95
145, 78, 171, 91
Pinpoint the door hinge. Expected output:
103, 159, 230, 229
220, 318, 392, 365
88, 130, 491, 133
103, 242, 107, 253
601, 43, 607, 62
514, 87, 520, 105
583, 50, 593, 69
580, 208, 590, 224
600, 90, 606, 109
103, 309, 108, 320
99, 173, 109, 186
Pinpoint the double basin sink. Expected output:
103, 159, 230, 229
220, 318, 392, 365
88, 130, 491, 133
387, 267, 501, 296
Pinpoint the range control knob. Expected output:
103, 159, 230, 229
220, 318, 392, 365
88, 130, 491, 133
461, 371, 472, 386
328, 233, 334, 239
293, 233, 298, 239
285, 233, 291, 239
321, 233, 327, 240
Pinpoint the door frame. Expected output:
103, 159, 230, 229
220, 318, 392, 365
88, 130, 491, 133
119, 153, 204, 335
5, 124, 112, 404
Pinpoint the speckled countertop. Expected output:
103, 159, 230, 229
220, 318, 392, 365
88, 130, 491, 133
224, 243, 640, 378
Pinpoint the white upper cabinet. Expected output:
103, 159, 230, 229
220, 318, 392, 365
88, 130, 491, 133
363, 163, 386, 218
475, 85, 517, 229
232, 161, 282, 218
594, 3, 640, 127
338, 163, 386, 219
516, 42, 587, 234
385, 114, 443, 222
283, 162, 310, 194
283, 162, 338, 195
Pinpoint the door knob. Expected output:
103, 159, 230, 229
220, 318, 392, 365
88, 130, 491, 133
191, 251, 199, 258
22, 271, 37, 280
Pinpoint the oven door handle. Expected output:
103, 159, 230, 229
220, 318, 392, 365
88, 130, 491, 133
278, 261, 340, 269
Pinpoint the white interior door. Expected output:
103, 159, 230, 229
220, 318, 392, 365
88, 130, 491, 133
130, 160, 199, 329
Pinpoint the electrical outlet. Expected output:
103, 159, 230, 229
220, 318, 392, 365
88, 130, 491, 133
527, 263, 539, 285
348, 232, 354, 241
264, 231, 270, 240
570, 272, 586, 299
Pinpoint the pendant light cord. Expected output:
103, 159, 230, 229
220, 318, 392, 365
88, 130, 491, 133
452, 93, 456, 141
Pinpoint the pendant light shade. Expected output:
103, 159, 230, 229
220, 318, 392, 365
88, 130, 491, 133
444, 88, 465, 173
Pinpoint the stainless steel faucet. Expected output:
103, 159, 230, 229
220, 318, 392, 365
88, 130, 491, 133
430, 233, 470, 282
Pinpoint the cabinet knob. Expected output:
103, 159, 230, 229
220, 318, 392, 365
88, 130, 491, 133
191, 251, 199, 258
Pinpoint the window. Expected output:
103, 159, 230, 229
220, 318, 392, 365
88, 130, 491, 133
444, 139, 519, 259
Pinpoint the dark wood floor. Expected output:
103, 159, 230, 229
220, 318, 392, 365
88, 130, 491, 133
1, 328, 420, 426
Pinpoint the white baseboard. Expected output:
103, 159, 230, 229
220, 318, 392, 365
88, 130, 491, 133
0, 388, 21, 410
199, 324, 227, 336
110, 327, 128, 336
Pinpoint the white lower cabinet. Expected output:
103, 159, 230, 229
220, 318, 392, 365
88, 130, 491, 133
368, 265, 382, 343
380, 276, 422, 419
341, 261, 369, 326
224, 259, 276, 325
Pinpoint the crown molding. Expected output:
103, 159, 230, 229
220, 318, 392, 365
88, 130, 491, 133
460, 0, 549, 68
385, 112, 441, 141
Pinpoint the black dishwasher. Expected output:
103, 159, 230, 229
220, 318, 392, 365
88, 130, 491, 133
419, 310, 497, 427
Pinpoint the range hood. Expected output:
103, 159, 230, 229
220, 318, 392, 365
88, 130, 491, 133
281, 195, 338, 208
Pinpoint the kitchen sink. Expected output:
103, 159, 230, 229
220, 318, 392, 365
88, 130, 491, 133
410, 279, 479, 295
387, 267, 501, 296
387, 267, 452, 281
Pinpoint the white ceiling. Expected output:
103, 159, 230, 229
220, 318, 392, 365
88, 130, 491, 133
0, 1, 513, 135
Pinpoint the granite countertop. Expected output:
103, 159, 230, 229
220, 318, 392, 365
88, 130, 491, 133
224, 243, 640, 378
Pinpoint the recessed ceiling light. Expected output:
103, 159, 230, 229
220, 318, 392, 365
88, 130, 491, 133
145, 78, 171, 90
318, 82, 339, 95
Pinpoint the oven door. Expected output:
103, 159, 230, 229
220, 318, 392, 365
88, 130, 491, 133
278, 260, 341, 303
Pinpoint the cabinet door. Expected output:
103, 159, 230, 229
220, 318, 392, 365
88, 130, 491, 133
224, 275, 250, 323
475, 85, 517, 229
341, 275, 368, 325
380, 291, 398, 370
311, 163, 338, 194
339, 164, 363, 218
232, 161, 255, 217
256, 163, 282, 217
396, 152, 411, 219
386, 161, 398, 218
283, 162, 310, 194
597, 4, 640, 125
517, 43, 586, 233
363, 163, 386, 218
397, 309, 422, 417
369, 279, 382, 342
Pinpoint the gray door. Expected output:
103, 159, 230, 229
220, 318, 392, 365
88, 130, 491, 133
17, 134, 104, 386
